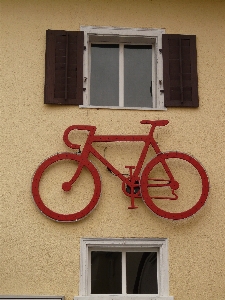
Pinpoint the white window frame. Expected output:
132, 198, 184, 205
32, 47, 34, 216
80, 26, 166, 111
74, 238, 174, 300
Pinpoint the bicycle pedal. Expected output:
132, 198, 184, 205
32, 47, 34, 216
128, 206, 138, 209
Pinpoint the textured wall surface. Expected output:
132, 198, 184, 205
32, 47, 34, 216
1, 1, 225, 300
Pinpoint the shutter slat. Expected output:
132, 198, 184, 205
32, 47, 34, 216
44, 30, 84, 105
162, 34, 199, 107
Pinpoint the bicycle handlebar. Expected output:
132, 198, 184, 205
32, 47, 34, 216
63, 125, 96, 150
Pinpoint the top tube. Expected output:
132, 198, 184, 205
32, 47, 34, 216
91, 120, 169, 143
92, 134, 148, 143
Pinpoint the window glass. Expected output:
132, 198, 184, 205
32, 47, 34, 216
90, 250, 158, 295
90, 44, 119, 106
124, 45, 152, 107
91, 251, 122, 294
126, 252, 158, 294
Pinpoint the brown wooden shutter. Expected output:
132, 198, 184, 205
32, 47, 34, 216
162, 34, 198, 107
44, 30, 84, 105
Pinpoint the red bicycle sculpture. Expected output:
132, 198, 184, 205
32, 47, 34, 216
32, 120, 209, 222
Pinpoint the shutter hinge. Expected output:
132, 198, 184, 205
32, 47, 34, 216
160, 90, 164, 93
84, 46, 86, 50
159, 49, 162, 54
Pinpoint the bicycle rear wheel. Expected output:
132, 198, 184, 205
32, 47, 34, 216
140, 152, 209, 220
32, 153, 101, 222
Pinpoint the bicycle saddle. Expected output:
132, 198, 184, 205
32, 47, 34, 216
140, 120, 169, 126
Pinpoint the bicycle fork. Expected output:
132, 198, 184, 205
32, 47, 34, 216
62, 160, 84, 192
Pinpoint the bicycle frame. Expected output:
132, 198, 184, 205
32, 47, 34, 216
63, 121, 176, 207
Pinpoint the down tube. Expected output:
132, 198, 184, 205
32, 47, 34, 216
90, 146, 130, 185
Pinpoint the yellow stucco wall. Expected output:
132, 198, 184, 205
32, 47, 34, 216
1, 1, 225, 299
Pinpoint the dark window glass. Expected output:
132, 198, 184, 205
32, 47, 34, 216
126, 252, 158, 294
90, 44, 119, 106
91, 251, 122, 294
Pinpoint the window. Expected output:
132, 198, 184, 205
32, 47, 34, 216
44, 27, 198, 108
81, 26, 164, 110
74, 238, 174, 300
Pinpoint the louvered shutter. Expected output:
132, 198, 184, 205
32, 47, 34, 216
44, 30, 84, 105
162, 34, 198, 107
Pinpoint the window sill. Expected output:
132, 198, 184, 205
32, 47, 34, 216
79, 105, 167, 111
74, 296, 174, 300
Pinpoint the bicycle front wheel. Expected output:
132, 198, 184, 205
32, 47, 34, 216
32, 153, 101, 222
140, 152, 209, 220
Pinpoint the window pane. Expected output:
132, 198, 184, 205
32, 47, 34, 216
90, 44, 119, 106
126, 252, 158, 294
91, 251, 122, 294
124, 45, 152, 107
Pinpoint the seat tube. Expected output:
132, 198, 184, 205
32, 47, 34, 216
133, 134, 153, 177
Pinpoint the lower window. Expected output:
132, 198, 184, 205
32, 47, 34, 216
91, 250, 157, 294
74, 238, 174, 300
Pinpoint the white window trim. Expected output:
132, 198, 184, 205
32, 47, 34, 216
80, 26, 166, 111
74, 238, 174, 300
